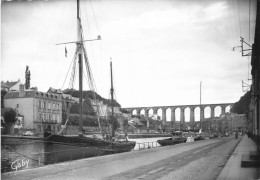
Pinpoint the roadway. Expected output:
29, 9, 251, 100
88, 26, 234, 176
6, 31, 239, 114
2, 136, 240, 180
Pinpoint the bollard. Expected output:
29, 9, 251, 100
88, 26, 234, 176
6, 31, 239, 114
38, 156, 41, 166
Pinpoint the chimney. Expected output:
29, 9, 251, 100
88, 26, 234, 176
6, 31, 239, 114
19, 84, 25, 97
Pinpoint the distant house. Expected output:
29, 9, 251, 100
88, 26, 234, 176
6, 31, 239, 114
200, 113, 247, 132
4, 84, 63, 133
1, 79, 22, 92
47, 87, 73, 122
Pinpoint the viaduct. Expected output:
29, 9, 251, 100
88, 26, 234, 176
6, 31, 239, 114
122, 103, 234, 129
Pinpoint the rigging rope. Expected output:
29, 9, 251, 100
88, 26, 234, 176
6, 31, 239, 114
61, 46, 78, 90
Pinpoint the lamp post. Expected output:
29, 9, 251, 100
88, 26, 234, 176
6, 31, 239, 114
200, 81, 202, 131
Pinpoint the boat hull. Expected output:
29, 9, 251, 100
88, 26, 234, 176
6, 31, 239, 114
157, 138, 186, 146
44, 134, 136, 153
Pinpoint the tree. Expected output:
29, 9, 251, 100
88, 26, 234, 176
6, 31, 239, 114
69, 98, 96, 116
83, 97, 96, 116
70, 103, 80, 114
120, 109, 130, 114
3, 108, 17, 134
3, 108, 17, 124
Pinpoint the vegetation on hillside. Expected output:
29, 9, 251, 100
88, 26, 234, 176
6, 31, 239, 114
70, 97, 96, 116
231, 90, 251, 118
63, 89, 121, 107
68, 114, 119, 129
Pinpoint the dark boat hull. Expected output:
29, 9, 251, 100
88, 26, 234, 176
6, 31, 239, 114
157, 138, 186, 146
194, 136, 205, 141
44, 134, 136, 153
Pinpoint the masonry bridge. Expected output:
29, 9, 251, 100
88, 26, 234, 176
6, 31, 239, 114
122, 103, 234, 129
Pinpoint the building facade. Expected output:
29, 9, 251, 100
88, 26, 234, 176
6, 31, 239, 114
4, 85, 62, 133
200, 113, 247, 133
249, 0, 260, 147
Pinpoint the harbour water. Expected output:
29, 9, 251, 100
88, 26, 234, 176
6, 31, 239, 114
1, 137, 170, 173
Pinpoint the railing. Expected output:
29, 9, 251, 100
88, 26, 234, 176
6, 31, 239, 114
134, 141, 159, 151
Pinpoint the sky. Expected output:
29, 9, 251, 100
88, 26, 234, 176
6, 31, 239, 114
1, 0, 257, 119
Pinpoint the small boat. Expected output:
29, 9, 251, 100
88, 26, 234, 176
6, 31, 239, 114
157, 131, 186, 146
157, 137, 186, 146
44, 0, 135, 153
194, 134, 205, 141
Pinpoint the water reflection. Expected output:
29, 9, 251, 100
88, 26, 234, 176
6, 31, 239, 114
43, 143, 112, 165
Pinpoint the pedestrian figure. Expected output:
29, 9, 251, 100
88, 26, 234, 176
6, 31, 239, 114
235, 131, 238, 140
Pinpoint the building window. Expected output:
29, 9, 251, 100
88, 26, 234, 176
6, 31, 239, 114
49, 114, 51, 121
57, 114, 60, 123
43, 114, 46, 121
53, 103, 55, 110
39, 101, 41, 109
44, 102, 46, 109
48, 102, 51, 110
57, 104, 60, 111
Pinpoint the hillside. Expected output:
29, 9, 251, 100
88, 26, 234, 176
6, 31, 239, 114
63, 89, 121, 107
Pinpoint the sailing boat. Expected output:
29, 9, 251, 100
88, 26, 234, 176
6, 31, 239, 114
44, 0, 135, 153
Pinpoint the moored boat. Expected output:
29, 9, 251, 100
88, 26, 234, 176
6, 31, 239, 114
44, 0, 136, 153
157, 131, 186, 146
44, 133, 136, 153
157, 137, 186, 146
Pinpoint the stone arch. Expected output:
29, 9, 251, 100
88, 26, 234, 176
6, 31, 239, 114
140, 109, 145, 115
204, 106, 211, 118
148, 109, 153, 117
175, 107, 181, 121
166, 108, 171, 122
132, 109, 137, 115
214, 106, 221, 117
157, 108, 162, 121
184, 107, 190, 122
194, 107, 200, 121
225, 105, 231, 113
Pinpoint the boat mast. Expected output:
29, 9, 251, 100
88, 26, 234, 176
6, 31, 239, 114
110, 60, 115, 138
77, 0, 83, 132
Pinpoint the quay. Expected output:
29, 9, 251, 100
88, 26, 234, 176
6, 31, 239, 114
2, 136, 259, 180
3, 136, 259, 180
